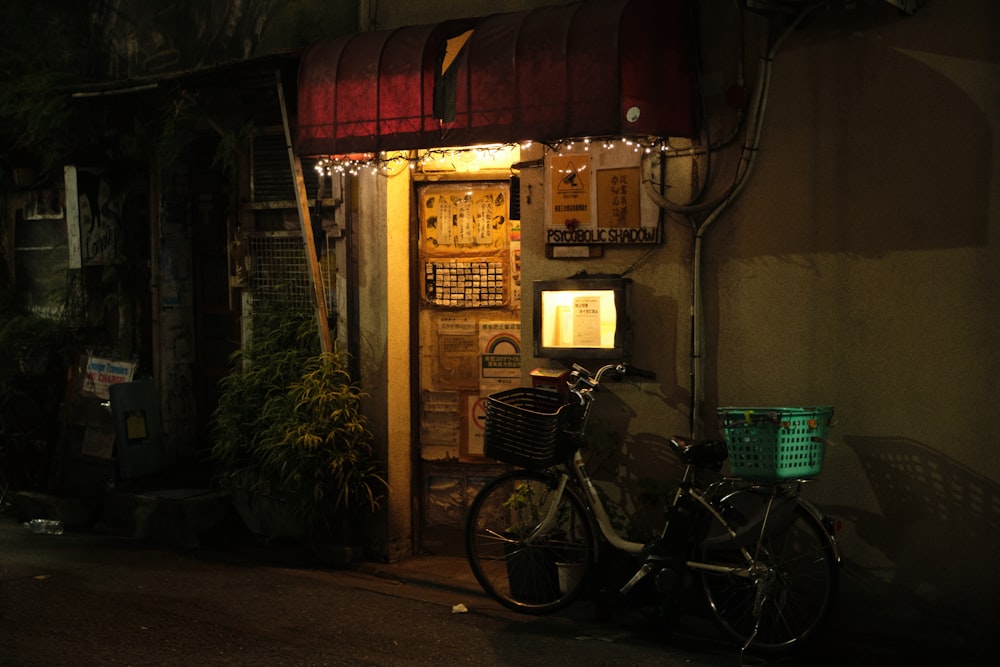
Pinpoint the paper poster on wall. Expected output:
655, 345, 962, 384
596, 167, 641, 229
65, 166, 121, 266
419, 182, 509, 252
438, 316, 477, 336
420, 390, 460, 448
424, 472, 464, 526
424, 259, 505, 308
421, 410, 460, 447
420, 390, 461, 446
546, 154, 660, 245
572, 296, 602, 347
479, 321, 521, 392
81, 356, 136, 400
81, 426, 115, 459
549, 153, 592, 232
509, 222, 521, 304
465, 394, 488, 458
436, 316, 479, 390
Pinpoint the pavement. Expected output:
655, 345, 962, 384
346, 556, 996, 666
4, 483, 996, 666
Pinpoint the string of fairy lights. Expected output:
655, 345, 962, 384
313, 135, 674, 176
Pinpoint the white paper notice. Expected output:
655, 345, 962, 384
572, 296, 602, 347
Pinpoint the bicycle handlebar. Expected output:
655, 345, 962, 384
566, 362, 656, 403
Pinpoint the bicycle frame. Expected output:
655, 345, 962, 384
523, 446, 840, 594
469, 362, 841, 653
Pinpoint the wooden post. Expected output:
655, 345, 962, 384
275, 69, 332, 354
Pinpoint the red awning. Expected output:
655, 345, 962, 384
296, 0, 697, 157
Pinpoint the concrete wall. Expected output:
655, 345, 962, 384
363, 0, 540, 31
701, 0, 1000, 629
163, 0, 995, 635
514, 0, 999, 638
154, 171, 198, 463
354, 160, 414, 561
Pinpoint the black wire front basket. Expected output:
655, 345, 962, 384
483, 388, 574, 470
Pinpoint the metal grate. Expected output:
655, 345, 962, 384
247, 232, 334, 313
251, 132, 321, 203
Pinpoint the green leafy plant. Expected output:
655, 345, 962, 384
502, 481, 543, 539
500, 480, 576, 545
211, 304, 385, 540
0, 291, 71, 384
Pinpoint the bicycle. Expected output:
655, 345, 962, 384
464, 362, 840, 655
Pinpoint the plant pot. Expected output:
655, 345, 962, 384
230, 487, 308, 541
555, 561, 587, 595
504, 542, 559, 603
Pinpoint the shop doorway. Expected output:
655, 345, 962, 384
413, 177, 521, 554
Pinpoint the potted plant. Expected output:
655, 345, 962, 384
502, 479, 545, 539
501, 481, 562, 602
210, 304, 386, 548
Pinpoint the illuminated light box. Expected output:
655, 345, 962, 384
532, 277, 631, 360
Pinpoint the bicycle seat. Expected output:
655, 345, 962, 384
669, 436, 729, 469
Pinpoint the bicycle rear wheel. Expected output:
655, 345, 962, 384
465, 469, 595, 614
698, 496, 838, 652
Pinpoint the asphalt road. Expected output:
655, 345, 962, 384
0, 512, 989, 666
0, 513, 744, 667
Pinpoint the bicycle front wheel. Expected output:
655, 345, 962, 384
465, 469, 595, 614
698, 497, 838, 652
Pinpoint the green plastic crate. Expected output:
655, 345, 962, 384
718, 407, 834, 481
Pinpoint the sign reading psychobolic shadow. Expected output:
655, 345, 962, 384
545, 152, 660, 246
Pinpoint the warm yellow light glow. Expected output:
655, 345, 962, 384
417, 144, 520, 173
313, 135, 672, 174
540, 289, 617, 349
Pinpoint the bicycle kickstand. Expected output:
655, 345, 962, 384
617, 562, 656, 597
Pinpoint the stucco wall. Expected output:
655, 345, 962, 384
338, 0, 998, 637
354, 164, 415, 561
516, 0, 999, 638
364, 0, 541, 31
700, 0, 1000, 629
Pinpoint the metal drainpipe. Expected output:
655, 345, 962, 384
663, 5, 819, 437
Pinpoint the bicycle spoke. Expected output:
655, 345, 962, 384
466, 470, 595, 614
700, 500, 838, 652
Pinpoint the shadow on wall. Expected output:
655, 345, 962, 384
728, 26, 992, 259
583, 388, 687, 543
628, 282, 689, 416
830, 436, 999, 629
